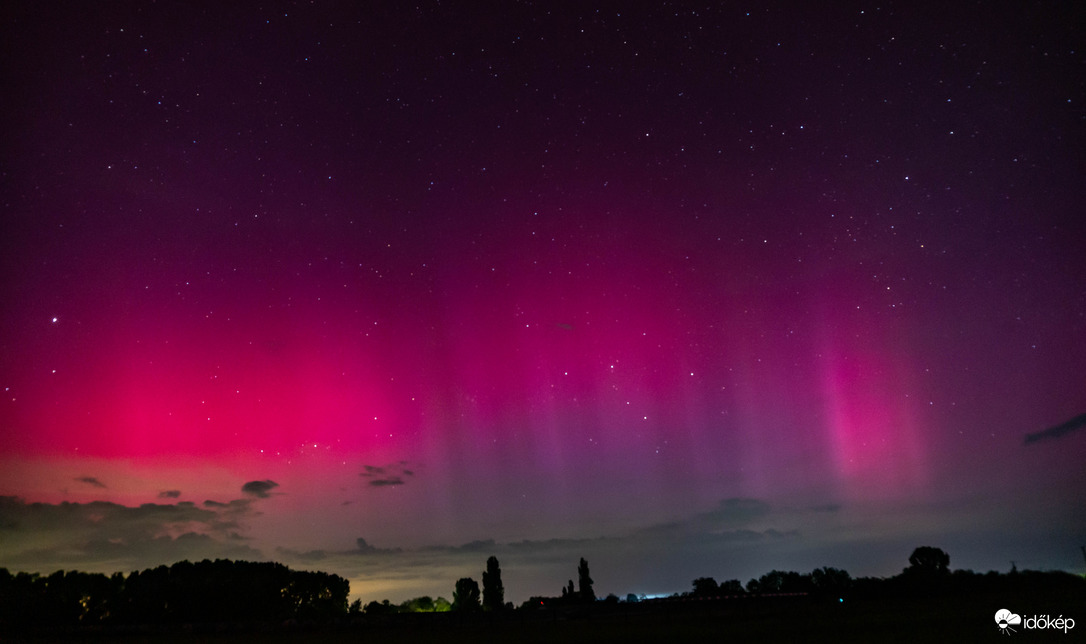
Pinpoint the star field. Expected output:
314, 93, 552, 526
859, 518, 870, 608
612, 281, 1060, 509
1, 2, 1084, 602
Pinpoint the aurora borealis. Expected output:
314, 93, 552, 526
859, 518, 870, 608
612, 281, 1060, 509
2, 2, 1084, 603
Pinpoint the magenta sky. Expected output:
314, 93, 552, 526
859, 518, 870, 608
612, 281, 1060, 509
2, 2, 1084, 603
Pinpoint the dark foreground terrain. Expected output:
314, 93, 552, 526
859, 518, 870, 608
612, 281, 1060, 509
9, 585, 1082, 644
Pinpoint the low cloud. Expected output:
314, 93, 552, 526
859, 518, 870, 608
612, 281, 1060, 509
359, 462, 415, 488
639, 497, 771, 535
0, 495, 265, 574
200, 499, 256, 523
2, 492, 838, 605
277, 547, 328, 562
241, 480, 279, 498
453, 539, 497, 552
158, 490, 181, 499
1024, 412, 1086, 445
276, 537, 402, 562
75, 476, 107, 489
268, 498, 811, 604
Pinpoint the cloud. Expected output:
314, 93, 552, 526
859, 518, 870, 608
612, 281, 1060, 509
1024, 412, 1086, 445
349, 538, 403, 555
359, 462, 415, 488
453, 539, 497, 552
200, 499, 255, 522
276, 547, 328, 562
0, 496, 238, 536
158, 490, 181, 499
353, 538, 402, 555
75, 476, 107, 488
0, 495, 265, 573
648, 497, 771, 533
241, 479, 279, 498
275, 538, 402, 563
65, 532, 264, 565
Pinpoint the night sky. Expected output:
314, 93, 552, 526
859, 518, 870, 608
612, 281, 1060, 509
2, 2, 1084, 603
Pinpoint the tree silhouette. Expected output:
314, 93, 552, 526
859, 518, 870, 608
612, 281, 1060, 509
692, 577, 718, 596
452, 577, 480, 612
811, 566, 852, 595
812, 564, 851, 595
364, 599, 395, 615
907, 546, 950, 574
752, 570, 811, 594
482, 556, 504, 611
901, 546, 951, 593
577, 558, 595, 602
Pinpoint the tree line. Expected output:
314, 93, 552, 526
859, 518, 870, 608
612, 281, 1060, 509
0, 559, 348, 632
4, 547, 1082, 634
682, 547, 1084, 602
359, 547, 1084, 618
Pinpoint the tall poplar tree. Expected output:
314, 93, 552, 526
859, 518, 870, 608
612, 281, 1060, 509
482, 556, 504, 611
577, 558, 595, 602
